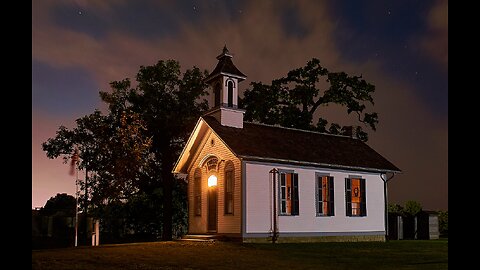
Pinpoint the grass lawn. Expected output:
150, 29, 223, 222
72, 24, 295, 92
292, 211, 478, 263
32, 239, 448, 269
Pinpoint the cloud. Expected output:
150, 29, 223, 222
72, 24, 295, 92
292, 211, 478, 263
362, 65, 448, 210
32, 0, 341, 88
32, 0, 447, 209
420, 0, 448, 69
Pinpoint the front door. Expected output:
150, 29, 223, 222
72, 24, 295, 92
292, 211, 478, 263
208, 186, 217, 232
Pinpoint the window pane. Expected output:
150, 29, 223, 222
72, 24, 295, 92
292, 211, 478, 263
194, 170, 202, 216
226, 194, 233, 214
317, 177, 322, 214
351, 178, 360, 216
228, 81, 233, 107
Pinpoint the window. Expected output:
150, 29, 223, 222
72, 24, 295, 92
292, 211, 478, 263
224, 161, 234, 215
316, 175, 334, 216
345, 177, 366, 216
206, 157, 218, 171
227, 81, 233, 107
214, 83, 221, 107
279, 172, 299, 215
194, 168, 202, 216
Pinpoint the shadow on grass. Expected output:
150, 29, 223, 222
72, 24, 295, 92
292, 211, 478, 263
32, 240, 447, 270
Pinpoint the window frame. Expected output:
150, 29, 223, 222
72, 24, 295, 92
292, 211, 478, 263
345, 177, 367, 217
315, 173, 335, 217
278, 170, 299, 216
224, 161, 234, 215
227, 81, 234, 107
194, 168, 202, 216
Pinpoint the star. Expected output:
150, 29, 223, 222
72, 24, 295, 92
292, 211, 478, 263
78, 11, 82, 15
387, 10, 391, 15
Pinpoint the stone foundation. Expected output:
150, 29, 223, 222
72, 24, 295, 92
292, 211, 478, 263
243, 234, 385, 243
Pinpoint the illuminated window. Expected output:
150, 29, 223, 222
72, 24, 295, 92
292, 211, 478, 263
316, 175, 334, 216
345, 178, 366, 216
224, 161, 234, 215
194, 168, 202, 216
279, 172, 299, 216
208, 175, 217, 187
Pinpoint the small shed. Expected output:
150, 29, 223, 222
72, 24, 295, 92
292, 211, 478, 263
387, 213, 403, 240
416, 211, 439, 240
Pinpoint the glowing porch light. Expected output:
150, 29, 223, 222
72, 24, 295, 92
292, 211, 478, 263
208, 175, 218, 187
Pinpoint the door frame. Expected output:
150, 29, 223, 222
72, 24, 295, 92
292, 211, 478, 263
207, 186, 217, 232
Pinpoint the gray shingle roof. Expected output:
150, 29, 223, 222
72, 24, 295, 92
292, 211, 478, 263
203, 116, 400, 173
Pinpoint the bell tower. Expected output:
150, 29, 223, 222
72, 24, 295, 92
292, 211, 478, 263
204, 46, 246, 128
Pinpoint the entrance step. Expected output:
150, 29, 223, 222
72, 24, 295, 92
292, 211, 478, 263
180, 234, 227, 242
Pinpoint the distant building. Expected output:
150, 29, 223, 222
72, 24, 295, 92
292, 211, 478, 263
173, 47, 401, 242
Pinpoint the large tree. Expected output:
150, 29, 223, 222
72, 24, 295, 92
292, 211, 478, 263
127, 60, 209, 240
42, 109, 152, 208
241, 58, 378, 141
42, 60, 209, 241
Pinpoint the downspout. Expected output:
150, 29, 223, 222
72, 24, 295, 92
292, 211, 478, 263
269, 168, 279, 243
381, 172, 396, 241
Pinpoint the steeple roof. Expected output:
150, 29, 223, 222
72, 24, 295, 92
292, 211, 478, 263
205, 46, 246, 83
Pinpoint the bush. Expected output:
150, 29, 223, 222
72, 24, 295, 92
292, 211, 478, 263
438, 210, 448, 237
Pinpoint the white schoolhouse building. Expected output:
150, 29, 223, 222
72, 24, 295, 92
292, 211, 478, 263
173, 47, 400, 243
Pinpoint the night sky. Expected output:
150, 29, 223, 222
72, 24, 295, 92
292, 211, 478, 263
32, 0, 448, 210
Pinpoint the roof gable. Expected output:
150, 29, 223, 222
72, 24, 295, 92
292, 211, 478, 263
172, 117, 238, 174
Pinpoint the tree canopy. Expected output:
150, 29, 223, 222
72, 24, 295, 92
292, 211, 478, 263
241, 58, 378, 141
42, 60, 209, 240
42, 57, 379, 241
41, 193, 76, 216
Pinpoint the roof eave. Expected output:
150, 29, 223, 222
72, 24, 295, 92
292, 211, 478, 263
172, 118, 204, 174
204, 72, 247, 84
239, 155, 402, 174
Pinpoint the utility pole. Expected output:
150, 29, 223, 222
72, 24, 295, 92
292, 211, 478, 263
70, 147, 79, 247
84, 168, 89, 245
74, 173, 79, 247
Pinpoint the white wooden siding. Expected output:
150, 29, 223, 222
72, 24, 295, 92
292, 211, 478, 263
188, 130, 242, 234
245, 162, 385, 234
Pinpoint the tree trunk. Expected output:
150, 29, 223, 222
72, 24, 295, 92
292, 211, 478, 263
161, 160, 173, 241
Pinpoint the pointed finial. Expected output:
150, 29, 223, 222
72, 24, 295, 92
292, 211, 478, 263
216, 44, 233, 59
